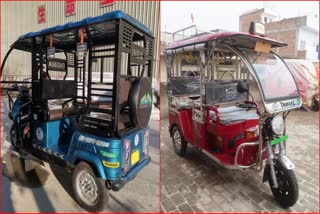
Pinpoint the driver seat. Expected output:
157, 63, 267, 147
210, 106, 258, 125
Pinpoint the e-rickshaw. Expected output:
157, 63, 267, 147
165, 23, 301, 207
1, 10, 154, 211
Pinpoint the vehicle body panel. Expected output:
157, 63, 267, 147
32, 119, 149, 181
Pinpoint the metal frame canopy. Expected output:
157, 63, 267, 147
165, 31, 301, 116
1, 10, 155, 138
165, 31, 287, 51
12, 10, 154, 52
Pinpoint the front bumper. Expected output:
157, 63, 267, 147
109, 156, 151, 191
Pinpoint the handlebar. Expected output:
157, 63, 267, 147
238, 101, 261, 116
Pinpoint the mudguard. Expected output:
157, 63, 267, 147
263, 155, 295, 183
262, 164, 270, 183
72, 151, 107, 180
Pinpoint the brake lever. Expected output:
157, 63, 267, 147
238, 103, 248, 109
238, 103, 254, 111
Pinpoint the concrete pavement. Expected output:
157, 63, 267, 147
161, 110, 319, 212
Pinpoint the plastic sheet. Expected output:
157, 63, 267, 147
170, 77, 200, 96
285, 59, 319, 108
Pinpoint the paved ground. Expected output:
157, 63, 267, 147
1, 97, 160, 212
161, 110, 319, 212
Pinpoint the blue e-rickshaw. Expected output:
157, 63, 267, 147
1, 10, 154, 211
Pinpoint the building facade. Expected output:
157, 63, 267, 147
1, 1, 160, 79
239, 8, 319, 60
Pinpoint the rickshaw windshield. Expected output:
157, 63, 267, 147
245, 51, 299, 101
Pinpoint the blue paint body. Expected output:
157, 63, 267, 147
32, 118, 150, 182
18, 10, 153, 40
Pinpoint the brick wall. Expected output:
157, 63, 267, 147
239, 9, 264, 32
265, 16, 307, 59
265, 16, 307, 32
267, 29, 298, 58
240, 10, 308, 59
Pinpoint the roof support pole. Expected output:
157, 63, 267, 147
111, 19, 123, 137
85, 26, 92, 107
0, 43, 16, 78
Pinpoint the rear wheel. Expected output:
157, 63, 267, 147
268, 160, 299, 208
72, 162, 109, 212
171, 126, 187, 157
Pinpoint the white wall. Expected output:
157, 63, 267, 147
298, 27, 319, 60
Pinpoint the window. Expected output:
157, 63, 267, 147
264, 17, 273, 24
264, 17, 268, 23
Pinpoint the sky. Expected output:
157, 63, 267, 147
161, 1, 319, 33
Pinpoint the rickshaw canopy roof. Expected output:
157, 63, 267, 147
166, 31, 287, 50
13, 10, 153, 52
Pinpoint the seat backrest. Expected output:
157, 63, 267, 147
40, 79, 77, 100
205, 80, 248, 105
170, 77, 200, 97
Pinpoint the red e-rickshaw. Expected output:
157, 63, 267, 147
165, 23, 302, 207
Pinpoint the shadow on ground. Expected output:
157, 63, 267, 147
2, 152, 55, 212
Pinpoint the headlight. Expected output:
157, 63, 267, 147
271, 115, 284, 135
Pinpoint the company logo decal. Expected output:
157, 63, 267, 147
78, 135, 109, 147
280, 100, 295, 108
102, 160, 120, 168
140, 93, 152, 108
134, 134, 139, 147
36, 127, 44, 141
225, 87, 237, 100
99, 150, 118, 158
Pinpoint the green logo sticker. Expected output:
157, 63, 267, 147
99, 150, 118, 158
140, 93, 152, 107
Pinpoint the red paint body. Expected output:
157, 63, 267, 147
167, 31, 286, 50
169, 104, 266, 167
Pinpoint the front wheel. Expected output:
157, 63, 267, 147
72, 162, 109, 212
10, 125, 19, 150
171, 126, 187, 157
268, 160, 299, 208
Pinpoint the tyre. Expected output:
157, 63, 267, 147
312, 95, 319, 111
10, 125, 19, 150
171, 126, 187, 157
72, 162, 109, 212
268, 160, 299, 208
153, 91, 159, 109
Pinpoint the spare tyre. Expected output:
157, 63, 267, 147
128, 77, 153, 128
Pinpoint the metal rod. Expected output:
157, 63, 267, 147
100, 58, 104, 83
1, 43, 16, 78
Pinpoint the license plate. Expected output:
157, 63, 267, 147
271, 135, 288, 145
131, 149, 140, 166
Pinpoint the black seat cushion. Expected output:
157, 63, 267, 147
210, 106, 258, 125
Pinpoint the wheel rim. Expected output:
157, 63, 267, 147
173, 129, 182, 150
75, 171, 99, 206
275, 168, 290, 196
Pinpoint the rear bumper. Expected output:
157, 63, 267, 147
110, 156, 151, 191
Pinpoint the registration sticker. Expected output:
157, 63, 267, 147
131, 149, 140, 166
